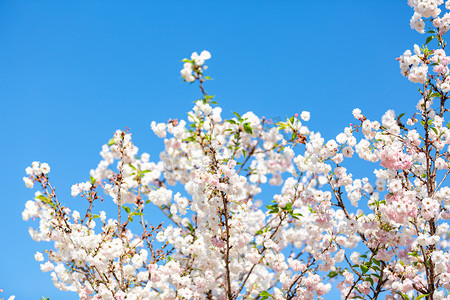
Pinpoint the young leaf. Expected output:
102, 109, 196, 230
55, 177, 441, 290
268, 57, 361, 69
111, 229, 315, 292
36, 195, 54, 207
360, 265, 369, 274
259, 291, 271, 299
243, 123, 253, 134
131, 212, 144, 217
397, 292, 410, 300
328, 271, 338, 278
430, 92, 441, 98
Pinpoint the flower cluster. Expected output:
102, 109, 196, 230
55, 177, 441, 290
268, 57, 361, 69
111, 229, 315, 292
21, 2, 450, 299
180, 50, 211, 83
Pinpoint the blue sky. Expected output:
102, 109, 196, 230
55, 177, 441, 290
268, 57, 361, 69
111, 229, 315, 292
0, 0, 424, 298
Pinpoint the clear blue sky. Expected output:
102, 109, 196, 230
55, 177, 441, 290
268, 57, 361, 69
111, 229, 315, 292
0, 0, 423, 298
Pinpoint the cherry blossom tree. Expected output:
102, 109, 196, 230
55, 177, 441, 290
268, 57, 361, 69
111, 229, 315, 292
21, 1, 450, 299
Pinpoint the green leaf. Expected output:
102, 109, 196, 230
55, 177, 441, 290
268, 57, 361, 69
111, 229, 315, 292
285, 203, 293, 211
243, 123, 253, 134
416, 294, 429, 300
372, 265, 381, 272
183, 136, 196, 142
408, 251, 418, 257
233, 112, 242, 121
291, 132, 296, 141
328, 271, 338, 278
107, 139, 115, 146
131, 212, 144, 217
204, 75, 212, 80
36, 195, 48, 201
397, 292, 410, 300
122, 206, 131, 214
181, 58, 192, 63
227, 119, 237, 125
431, 127, 438, 135
266, 203, 279, 214
360, 265, 369, 274
36, 195, 54, 207
371, 273, 382, 279
259, 291, 271, 299
430, 92, 441, 98
93, 214, 100, 219
425, 35, 434, 45
398, 113, 405, 119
